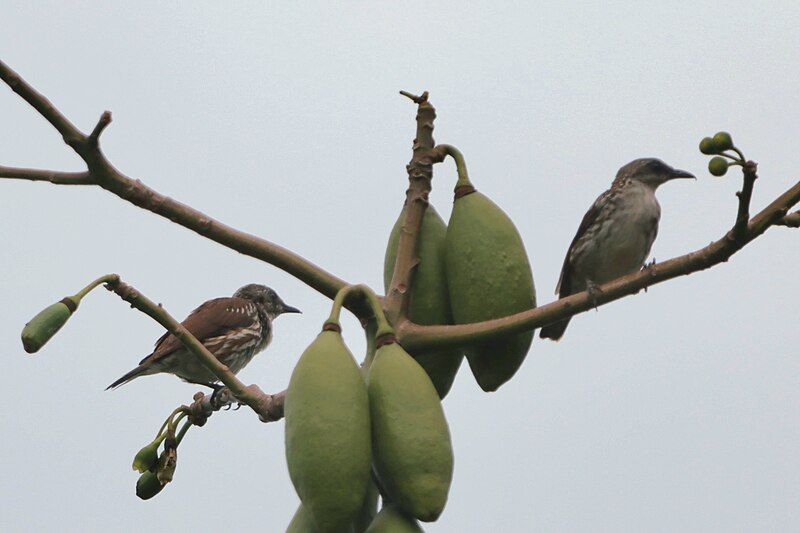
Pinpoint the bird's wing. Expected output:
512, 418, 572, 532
554, 189, 613, 297
139, 297, 259, 365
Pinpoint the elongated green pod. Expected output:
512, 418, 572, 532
445, 187, 536, 391
368, 341, 453, 522
20, 298, 78, 353
365, 505, 424, 532
286, 502, 346, 533
384, 206, 463, 398
352, 481, 380, 533
285, 329, 372, 533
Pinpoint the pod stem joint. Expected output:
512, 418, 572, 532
327, 284, 394, 339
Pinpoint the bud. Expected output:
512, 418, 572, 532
708, 157, 729, 176
132, 440, 160, 474
156, 445, 177, 485
699, 137, 717, 155
136, 471, 165, 500
20, 297, 79, 353
712, 131, 733, 151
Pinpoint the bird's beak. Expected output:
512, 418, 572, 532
669, 167, 696, 180
281, 304, 302, 315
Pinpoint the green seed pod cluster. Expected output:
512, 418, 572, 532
285, 327, 372, 533
20, 297, 79, 353
445, 183, 536, 391
384, 205, 463, 398
364, 505, 424, 533
368, 340, 453, 522
699, 131, 735, 155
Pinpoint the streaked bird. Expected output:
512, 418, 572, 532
107, 284, 300, 389
540, 158, 694, 341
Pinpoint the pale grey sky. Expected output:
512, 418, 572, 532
2, 2, 799, 532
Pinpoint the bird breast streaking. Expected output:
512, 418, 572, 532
539, 158, 694, 341
106, 284, 300, 390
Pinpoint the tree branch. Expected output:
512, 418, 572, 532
104, 276, 284, 422
732, 161, 757, 241
0, 59, 353, 307
383, 90, 439, 322
0, 165, 93, 185
398, 174, 800, 350
186, 388, 286, 426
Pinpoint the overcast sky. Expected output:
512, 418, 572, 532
2, 2, 799, 532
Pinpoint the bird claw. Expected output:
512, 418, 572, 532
234, 403, 242, 411
642, 258, 657, 292
586, 279, 602, 310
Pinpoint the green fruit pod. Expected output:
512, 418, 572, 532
368, 341, 453, 522
286, 503, 325, 533
445, 186, 536, 391
285, 329, 372, 533
20, 298, 78, 353
135, 471, 164, 500
352, 481, 380, 533
384, 205, 463, 398
365, 505, 424, 533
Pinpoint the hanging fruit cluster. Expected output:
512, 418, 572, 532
283, 141, 537, 530
284, 285, 454, 532
699, 131, 748, 176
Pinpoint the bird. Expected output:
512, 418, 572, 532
539, 158, 694, 341
107, 284, 300, 390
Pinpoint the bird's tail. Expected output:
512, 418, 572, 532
539, 317, 571, 341
106, 364, 149, 390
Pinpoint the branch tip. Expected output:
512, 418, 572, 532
88, 111, 113, 143
399, 90, 428, 104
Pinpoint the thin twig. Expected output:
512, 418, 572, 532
731, 160, 758, 241
0, 166, 93, 185
88, 111, 112, 145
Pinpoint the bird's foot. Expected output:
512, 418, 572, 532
642, 258, 657, 292
586, 279, 603, 310
209, 384, 234, 409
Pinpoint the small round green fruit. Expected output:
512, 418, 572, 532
699, 137, 717, 155
708, 157, 729, 176
713, 131, 733, 151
